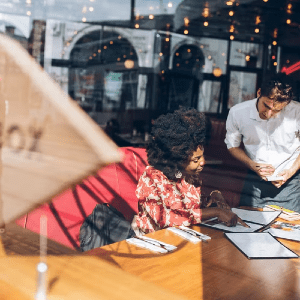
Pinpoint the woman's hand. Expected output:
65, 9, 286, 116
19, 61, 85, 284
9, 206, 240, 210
217, 209, 249, 227
205, 191, 231, 210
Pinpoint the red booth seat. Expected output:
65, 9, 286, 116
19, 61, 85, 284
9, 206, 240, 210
16, 147, 148, 250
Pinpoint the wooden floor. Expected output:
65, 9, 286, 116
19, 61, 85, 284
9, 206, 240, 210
0, 222, 77, 256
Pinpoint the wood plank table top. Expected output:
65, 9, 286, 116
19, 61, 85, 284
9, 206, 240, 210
0, 251, 187, 300
86, 219, 300, 300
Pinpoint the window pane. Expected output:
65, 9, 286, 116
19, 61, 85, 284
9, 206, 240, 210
198, 81, 222, 113
230, 41, 263, 68
228, 71, 257, 108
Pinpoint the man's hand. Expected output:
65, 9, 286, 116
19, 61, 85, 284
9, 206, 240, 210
252, 163, 275, 180
272, 169, 293, 188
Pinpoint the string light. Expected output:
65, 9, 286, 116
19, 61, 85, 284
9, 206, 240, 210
255, 16, 261, 25
230, 35, 234, 40
274, 62, 277, 66
184, 29, 188, 34
202, 2, 210, 18
89, 7, 94, 12
149, 14, 154, 20
286, 19, 291, 24
204, 21, 208, 26
229, 25, 235, 33
184, 17, 189, 27
168, 1, 173, 8
135, 24, 139, 28
255, 28, 259, 33
272, 41, 277, 46
229, 11, 234, 16
26, 11, 31, 16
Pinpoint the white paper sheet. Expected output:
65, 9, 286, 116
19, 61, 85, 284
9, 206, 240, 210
232, 208, 281, 226
225, 232, 298, 259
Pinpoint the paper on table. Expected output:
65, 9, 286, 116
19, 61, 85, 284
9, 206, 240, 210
126, 237, 176, 254
167, 227, 204, 243
266, 146, 300, 181
264, 221, 300, 242
202, 219, 262, 233
225, 232, 298, 259
232, 208, 281, 226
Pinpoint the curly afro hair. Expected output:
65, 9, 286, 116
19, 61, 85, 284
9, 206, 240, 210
147, 106, 207, 182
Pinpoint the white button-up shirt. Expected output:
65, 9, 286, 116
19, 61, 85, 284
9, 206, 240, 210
225, 98, 300, 171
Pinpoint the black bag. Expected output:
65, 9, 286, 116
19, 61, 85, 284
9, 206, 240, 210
79, 203, 135, 252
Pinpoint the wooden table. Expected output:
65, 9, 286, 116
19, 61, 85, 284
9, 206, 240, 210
0, 250, 187, 300
86, 220, 300, 300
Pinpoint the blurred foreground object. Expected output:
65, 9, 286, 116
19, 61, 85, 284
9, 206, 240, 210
0, 34, 121, 227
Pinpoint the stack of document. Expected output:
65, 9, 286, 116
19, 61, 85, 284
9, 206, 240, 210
200, 208, 299, 259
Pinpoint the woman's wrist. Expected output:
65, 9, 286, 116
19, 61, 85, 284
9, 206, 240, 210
210, 190, 221, 197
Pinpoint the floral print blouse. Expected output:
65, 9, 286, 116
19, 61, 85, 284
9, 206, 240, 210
135, 166, 202, 234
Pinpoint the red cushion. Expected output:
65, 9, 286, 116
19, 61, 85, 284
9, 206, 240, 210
16, 147, 148, 250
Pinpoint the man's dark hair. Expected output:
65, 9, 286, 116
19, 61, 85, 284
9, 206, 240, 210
146, 106, 206, 183
260, 73, 294, 103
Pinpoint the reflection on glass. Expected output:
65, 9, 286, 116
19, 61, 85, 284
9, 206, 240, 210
228, 71, 257, 108
230, 41, 263, 68
198, 81, 222, 113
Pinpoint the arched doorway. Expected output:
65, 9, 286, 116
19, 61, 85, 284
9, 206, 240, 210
68, 29, 139, 117
167, 44, 205, 111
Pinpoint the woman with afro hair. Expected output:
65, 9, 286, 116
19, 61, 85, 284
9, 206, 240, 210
132, 107, 248, 235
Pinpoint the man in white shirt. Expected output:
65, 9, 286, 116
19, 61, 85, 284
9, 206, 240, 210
225, 74, 300, 211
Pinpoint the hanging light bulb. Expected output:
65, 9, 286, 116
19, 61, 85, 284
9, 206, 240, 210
230, 35, 234, 40
272, 40, 277, 46
184, 17, 189, 27
286, 19, 291, 24
184, 29, 188, 35
202, 2, 210, 18
229, 11, 234, 16
255, 28, 259, 33
204, 21, 208, 26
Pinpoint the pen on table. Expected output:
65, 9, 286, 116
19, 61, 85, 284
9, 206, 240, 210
238, 220, 250, 228
133, 235, 170, 251
177, 227, 209, 242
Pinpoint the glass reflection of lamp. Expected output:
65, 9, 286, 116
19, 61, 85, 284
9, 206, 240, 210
213, 67, 222, 77
124, 59, 134, 69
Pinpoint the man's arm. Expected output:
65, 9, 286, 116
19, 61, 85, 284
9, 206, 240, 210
228, 147, 275, 179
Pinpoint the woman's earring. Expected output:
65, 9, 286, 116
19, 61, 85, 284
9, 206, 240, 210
175, 170, 182, 179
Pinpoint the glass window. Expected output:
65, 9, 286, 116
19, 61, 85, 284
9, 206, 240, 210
198, 80, 222, 113
230, 41, 263, 68
228, 71, 257, 108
